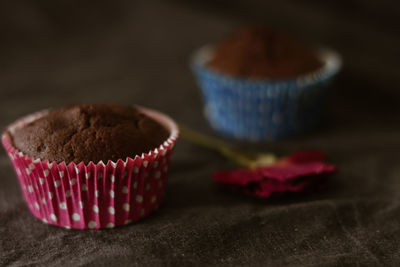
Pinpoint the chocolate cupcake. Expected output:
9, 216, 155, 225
2, 104, 179, 229
191, 26, 341, 140
12, 104, 170, 164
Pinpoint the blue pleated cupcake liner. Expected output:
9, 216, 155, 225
190, 45, 342, 141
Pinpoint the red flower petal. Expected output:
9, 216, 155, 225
213, 150, 335, 199
258, 162, 335, 182
213, 168, 264, 185
225, 179, 317, 198
252, 179, 313, 197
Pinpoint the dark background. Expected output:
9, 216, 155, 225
1, 0, 400, 266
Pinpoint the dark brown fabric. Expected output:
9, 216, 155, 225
12, 104, 169, 164
1, 1, 400, 266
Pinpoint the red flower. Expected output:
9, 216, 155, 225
213, 150, 335, 198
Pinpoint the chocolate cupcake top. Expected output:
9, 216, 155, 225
208, 26, 323, 79
11, 104, 170, 164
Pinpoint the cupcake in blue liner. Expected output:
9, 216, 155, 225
190, 26, 342, 141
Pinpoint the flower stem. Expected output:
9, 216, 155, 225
179, 124, 277, 168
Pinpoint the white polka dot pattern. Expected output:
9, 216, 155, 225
135, 195, 143, 203
123, 203, 130, 212
88, 221, 97, 229
50, 214, 57, 222
93, 205, 99, 213
133, 166, 139, 173
54, 180, 61, 188
108, 207, 115, 215
122, 186, 129, 194
72, 213, 80, 221
152, 161, 159, 168
60, 202, 67, 210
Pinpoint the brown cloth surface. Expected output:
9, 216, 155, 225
1, 1, 400, 266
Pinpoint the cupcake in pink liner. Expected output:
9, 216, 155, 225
1, 104, 179, 229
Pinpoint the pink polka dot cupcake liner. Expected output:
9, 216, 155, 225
1, 106, 179, 230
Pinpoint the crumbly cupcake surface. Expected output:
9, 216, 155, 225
208, 26, 323, 79
11, 104, 170, 164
